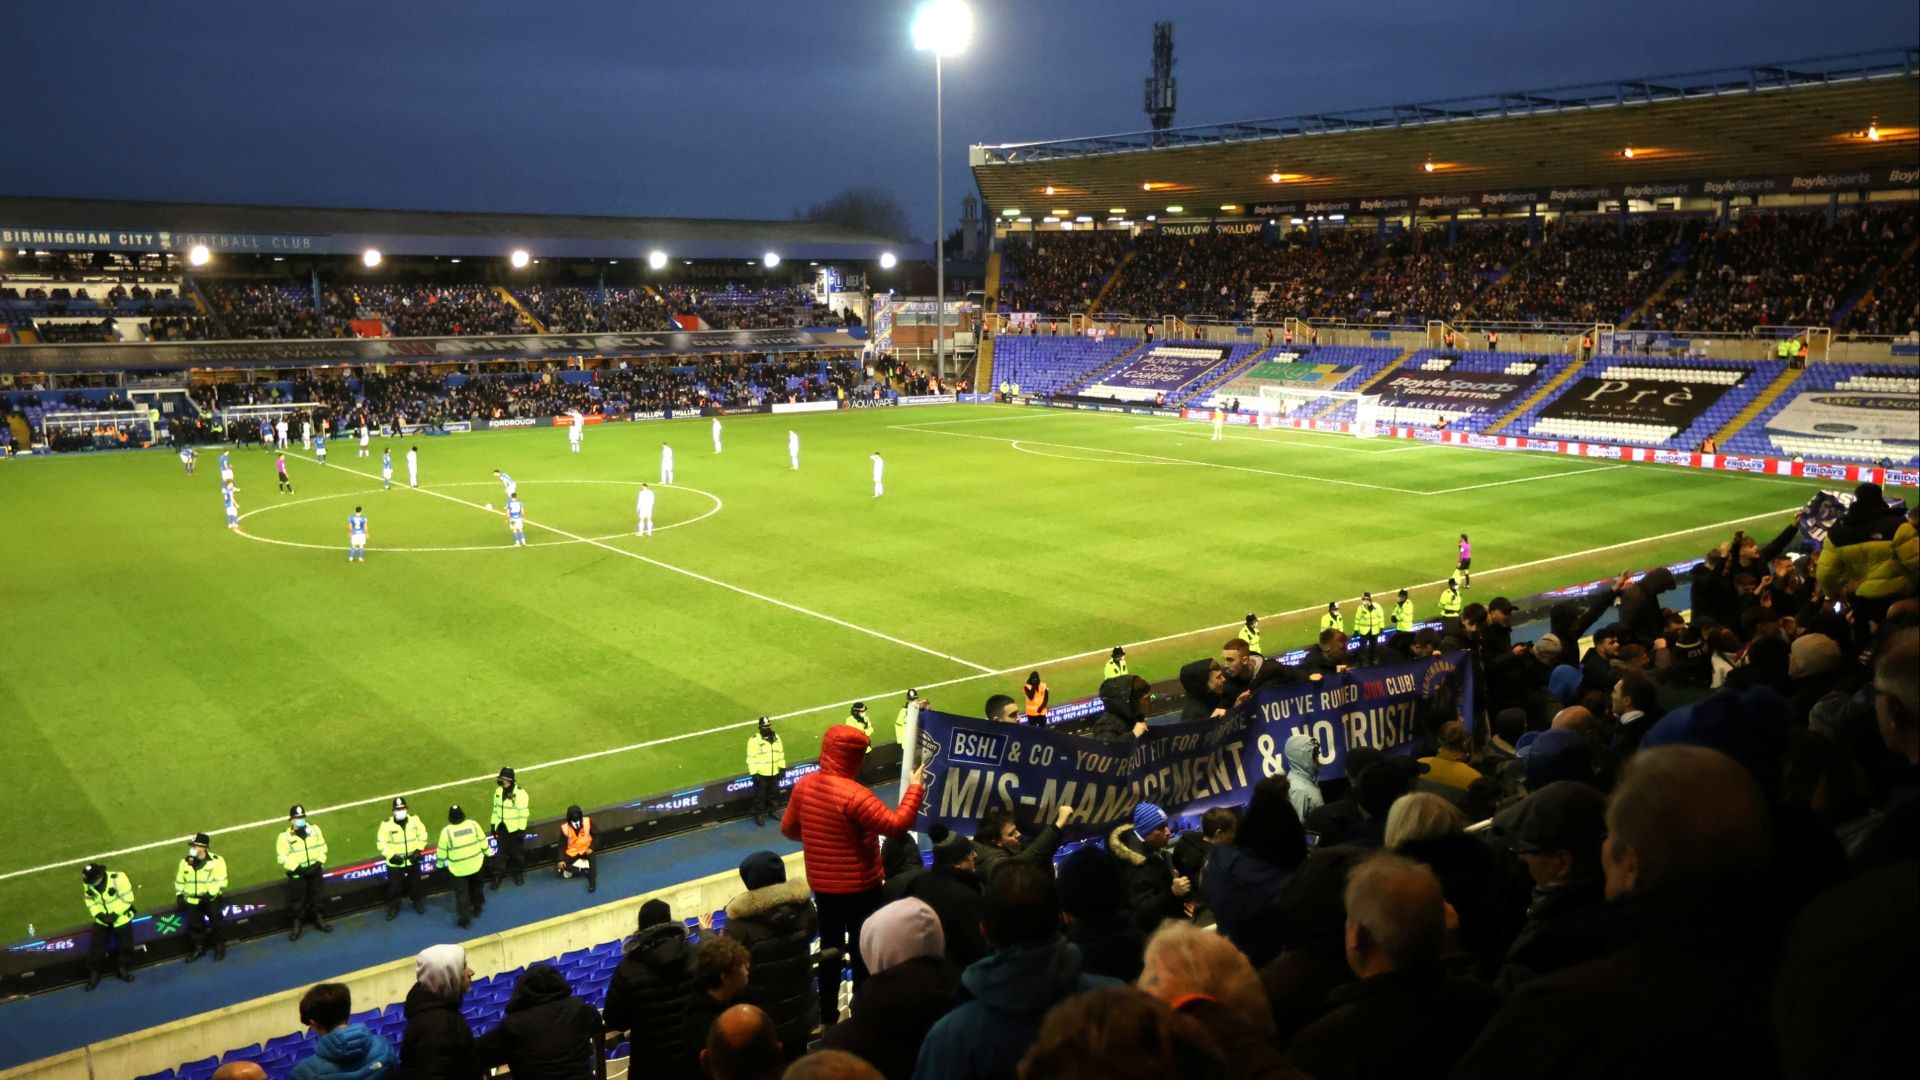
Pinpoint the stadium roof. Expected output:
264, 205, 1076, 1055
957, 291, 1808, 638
0, 196, 926, 262
971, 48, 1919, 217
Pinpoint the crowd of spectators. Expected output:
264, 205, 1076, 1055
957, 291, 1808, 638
330, 284, 532, 337
203, 283, 346, 339
213, 485, 1919, 1080
991, 206, 1918, 335
660, 285, 826, 330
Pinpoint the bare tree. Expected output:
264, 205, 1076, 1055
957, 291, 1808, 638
795, 187, 917, 242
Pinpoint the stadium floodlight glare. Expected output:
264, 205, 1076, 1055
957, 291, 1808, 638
647, 250, 669, 270
188, 244, 210, 267
1423, 157, 1435, 173
361, 248, 382, 268
879, 251, 898, 269
1622, 146, 1635, 159
1109, 207, 1126, 214
510, 249, 530, 268
910, 0, 972, 55
1075, 215, 1093, 222
1166, 205, 1184, 213
1002, 207, 1020, 217
1043, 184, 1055, 196
1867, 118, 1881, 141
763, 251, 781, 268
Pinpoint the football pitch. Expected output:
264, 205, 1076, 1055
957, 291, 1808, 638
0, 403, 1826, 932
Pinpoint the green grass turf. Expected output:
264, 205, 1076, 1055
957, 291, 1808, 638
0, 404, 1829, 933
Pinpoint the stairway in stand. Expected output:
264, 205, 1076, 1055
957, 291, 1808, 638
1085, 251, 1135, 314
1709, 365, 1805, 447
496, 286, 544, 333
1485, 353, 1590, 435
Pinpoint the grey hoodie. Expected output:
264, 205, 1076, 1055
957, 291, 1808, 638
1285, 733, 1324, 820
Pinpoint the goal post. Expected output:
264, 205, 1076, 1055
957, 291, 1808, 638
216, 401, 324, 445
1253, 385, 1382, 438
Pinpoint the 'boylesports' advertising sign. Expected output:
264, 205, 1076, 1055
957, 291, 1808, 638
1539, 373, 1742, 430
1765, 392, 1918, 448
1378, 371, 1537, 419
913, 653, 1469, 838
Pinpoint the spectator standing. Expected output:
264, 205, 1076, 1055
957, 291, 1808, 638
1056, 845, 1148, 982
1089, 675, 1154, 741
1137, 923, 1304, 1080
703, 1003, 785, 1080
1454, 746, 1777, 1079
972, 804, 1071, 882
781, 726, 926, 1020
913, 862, 1122, 1080
1015, 986, 1228, 1079
1285, 853, 1500, 1080
1107, 802, 1194, 930
820, 898, 960, 1080
1283, 733, 1324, 820
684, 939, 753, 1076
290, 981, 399, 1080
476, 963, 603, 1080
1494, 781, 1609, 990
722, 851, 820, 1055
602, 899, 697, 1072
903, 826, 988, 966
1417, 721, 1482, 797
400, 944, 484, 1080
1203, 777, 1308, 967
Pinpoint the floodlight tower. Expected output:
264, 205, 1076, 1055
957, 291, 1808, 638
913, 0, 971, 382
1145, 22, 1176, 145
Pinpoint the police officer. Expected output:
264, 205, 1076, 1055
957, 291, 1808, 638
1438, 579, 1465, 620
747, 716, 786, 826
1104, 647, 1129, 680
1353, 592, 1386, 665
377, 797, 429, 920
1320, 601, 1346, 635
439, 804, 489, 929
81, 862, 136, 990
277, 804, 331, 940
489, 766, 531, 889
174, 833, 228, 962
1239, 614, 1263, 655
1391, 589, 1416, 636
559, 805, 596, 893
843, 702, 874, 752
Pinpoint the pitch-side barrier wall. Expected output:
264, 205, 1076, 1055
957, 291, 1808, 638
0, 853, 804, 1080
1167, 405, 1920, 489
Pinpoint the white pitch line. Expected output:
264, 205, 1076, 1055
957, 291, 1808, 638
1128, 421, 1396, 455
901, 425, 1430, 495
1426, 462, 1632, 494
0, 501, 1806, 885
290, 455, 997, 674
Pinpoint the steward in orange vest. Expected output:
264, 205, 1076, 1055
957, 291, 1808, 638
558, 805, 596, 893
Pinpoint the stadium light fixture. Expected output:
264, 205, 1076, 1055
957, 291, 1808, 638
510, 249, 530, 269
879, 251, 898, 269
188, 244, 210, 267
1015, 217, 1032, 223
911, 0, 972, 55
1042, 216, 1060, 223
1423, 157, 1435, 173
1043, 185, 1055, 196
1270, 170, 1282, 183
1109, 207, 1127, 214
1002, 207, 1020, 217
449, 258, 461, 263
1867, 118, 1881, 141
1622, 145, 1635, 159
361, 248, 382, 268
1166, 205, 1184, 213
1145, 214, 1156, 222
1075, 215, 1093, 222
764, 252, 782, 268
647, 250, 669, 270
1220, 204, 1238, 212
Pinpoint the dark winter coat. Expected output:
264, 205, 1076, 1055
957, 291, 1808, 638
1395, 832, 1513, 974
1174, 996, 1306, 1080
1494, 876, 1608, 992
1065, 912, 1147, 983
1615, 567, 1676, 649
818, 955, 960, 1080
1287, 965, 1501, 1080
722, 875, 822, 1051
475, 965, 602, 1080
903, 865, 989, 967
1201, 843, 1295, 968
1451, 882, 1785, 1080
399, 982, 484, 1080
600, 922, 696, 1066
1178, 658, 1227, 722
1108, 822, 1189, 930
1088, 676, 1149, 741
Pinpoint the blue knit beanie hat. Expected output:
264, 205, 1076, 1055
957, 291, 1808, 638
1132, 802, 1169, 835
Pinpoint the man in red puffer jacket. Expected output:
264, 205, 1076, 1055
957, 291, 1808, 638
782, 724, 927, 1023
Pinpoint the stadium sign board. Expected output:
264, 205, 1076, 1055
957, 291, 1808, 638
1377, 371, 1538, 420
1765, 392, 1918, 448
1538, 373, 1744, 431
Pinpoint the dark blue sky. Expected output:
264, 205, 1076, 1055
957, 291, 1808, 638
4, 1, 1912, 239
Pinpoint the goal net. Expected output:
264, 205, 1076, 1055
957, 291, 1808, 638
216, 402, 323, 445
1253, 385, 1382, 438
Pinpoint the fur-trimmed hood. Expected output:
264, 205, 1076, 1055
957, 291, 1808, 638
725, 875, 812, 920
1107, 823, 1150, 866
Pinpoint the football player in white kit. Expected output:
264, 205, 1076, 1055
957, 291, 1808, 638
568, 411, 584, 453
275, 416, 289, 449
871, 451, 884, 497
788, 429, 800, 470
635, 482, 656, 536
711, 416, 722, 454
660, 442, 674, 484
406, 445, 419, 488
357, 423, 371, 458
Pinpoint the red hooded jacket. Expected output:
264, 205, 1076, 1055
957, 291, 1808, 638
781, 725, 925, 895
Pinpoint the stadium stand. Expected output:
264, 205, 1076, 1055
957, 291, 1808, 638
987, 333, 1143, 396
1199, 344, 1404, 408
1519, 358, 1785, 449
1722, 363, 1920, 464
